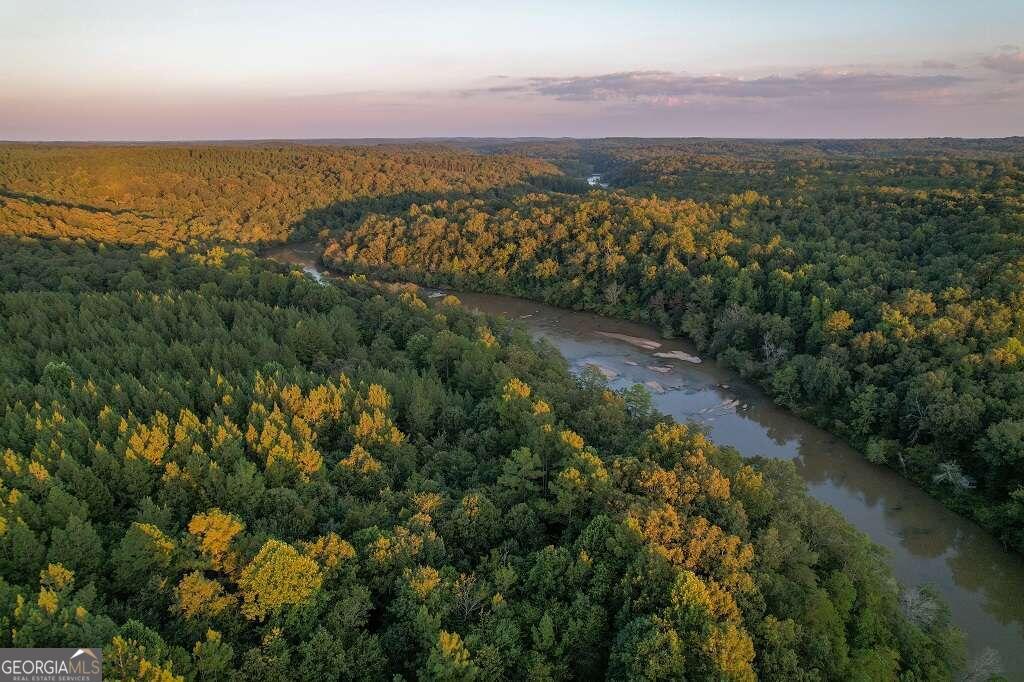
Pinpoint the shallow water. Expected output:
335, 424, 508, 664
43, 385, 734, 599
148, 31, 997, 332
266, 244, 1024, 677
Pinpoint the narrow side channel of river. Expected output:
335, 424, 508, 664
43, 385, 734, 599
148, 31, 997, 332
265, 244, 1024, 677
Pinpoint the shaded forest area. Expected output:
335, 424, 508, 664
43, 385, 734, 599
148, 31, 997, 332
0, 144, 564, 245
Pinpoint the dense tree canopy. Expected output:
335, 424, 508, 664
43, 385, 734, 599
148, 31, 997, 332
0, 144, 559, 245
325, 141, 1024, 552
6, 140, 1021, 678
0, 238, 962, 679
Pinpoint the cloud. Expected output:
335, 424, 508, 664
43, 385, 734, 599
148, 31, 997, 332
487, 69, 969, 106
476, 84, 532, 95
919, 59, 958, 70
981, 49, 1024, 75
4, 60, 1021, 140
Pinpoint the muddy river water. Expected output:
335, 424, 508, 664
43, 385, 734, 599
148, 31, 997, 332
267, 244, 1024, 676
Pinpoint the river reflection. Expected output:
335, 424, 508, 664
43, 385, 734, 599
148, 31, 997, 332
265, 245, 1024, 677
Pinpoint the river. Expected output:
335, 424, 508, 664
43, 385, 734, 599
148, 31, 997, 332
265, 243, 1024, 677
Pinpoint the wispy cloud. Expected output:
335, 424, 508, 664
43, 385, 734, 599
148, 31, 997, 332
3, 52, 1022, 140
981, 48, 1024, 75
919, 59, 958, 70
463, 69, 969, 107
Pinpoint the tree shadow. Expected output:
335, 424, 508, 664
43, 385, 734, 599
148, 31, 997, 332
285, 172, 589, 243
0, 188, 156, 218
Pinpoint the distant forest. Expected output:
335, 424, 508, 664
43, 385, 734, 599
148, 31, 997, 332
3, 139, 1021, 679
0, 144, 564, 245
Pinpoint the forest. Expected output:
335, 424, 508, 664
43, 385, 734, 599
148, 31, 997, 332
0, 144, 562, 245
0, 142, 1016, 679
0, 238, 965, 680
324, 139, 1024, 553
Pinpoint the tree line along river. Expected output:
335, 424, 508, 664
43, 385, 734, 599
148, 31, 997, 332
265, 242, 1024, 677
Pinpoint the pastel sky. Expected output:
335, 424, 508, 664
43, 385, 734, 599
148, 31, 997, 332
3, 0, 1023, 140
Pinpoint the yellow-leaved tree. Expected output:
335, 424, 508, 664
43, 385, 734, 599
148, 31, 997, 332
237, 539, 323, 620
187, 509, 244, 573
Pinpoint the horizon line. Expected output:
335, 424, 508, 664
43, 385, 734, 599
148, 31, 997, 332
3, 134, 1024, 144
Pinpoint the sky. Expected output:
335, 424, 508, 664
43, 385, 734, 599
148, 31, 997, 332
2, 0, 1023, 140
